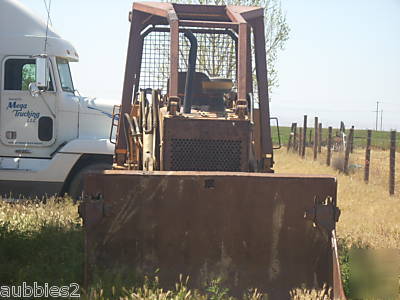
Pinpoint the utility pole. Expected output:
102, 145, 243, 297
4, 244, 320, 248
375, 101, 379, 131
380, 110, 383, 131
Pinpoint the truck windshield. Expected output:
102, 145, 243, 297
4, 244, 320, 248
56, 58, 75, 93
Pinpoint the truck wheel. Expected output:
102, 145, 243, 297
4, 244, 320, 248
67, 163, 111, 200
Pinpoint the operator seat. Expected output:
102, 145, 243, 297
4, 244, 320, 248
168, 72, 234, 111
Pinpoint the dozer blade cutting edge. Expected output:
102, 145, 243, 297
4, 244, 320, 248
81, 171, 345, 299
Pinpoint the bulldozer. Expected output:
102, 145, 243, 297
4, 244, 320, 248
80, 2, 345, 299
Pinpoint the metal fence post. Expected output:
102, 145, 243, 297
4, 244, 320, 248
293, 123, 297, 151
327, 126, 332, 166
364, 130, 372, 183
389, 130, 396, 195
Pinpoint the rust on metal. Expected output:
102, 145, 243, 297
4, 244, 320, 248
160, 113, 251, 172
83, 2, 345, 299
132, 2, 174, 18
179, 20, 238, 28
83, 171, 341, 299
251, 16, 274, 169
115, 10, 146, 165
114, 1, 274, 169
331, 230, 346, 299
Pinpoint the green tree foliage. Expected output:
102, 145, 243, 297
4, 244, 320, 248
21, 63, 36, 90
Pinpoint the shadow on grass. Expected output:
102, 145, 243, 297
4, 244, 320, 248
0, 223, 83, 286
338, 238, 399, 299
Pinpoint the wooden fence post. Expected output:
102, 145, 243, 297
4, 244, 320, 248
302, 115, 307, 158
287, 123, 295, 152
327, 126, 332, 166
299, 127, 303, 156
389, 130, 396, 195
293, 123, 297, 151
344, 127, 354, 174
350, 125, 355, 153
318, 123, 322, 153
364, 130, 372, 183
313, 117, 318, 160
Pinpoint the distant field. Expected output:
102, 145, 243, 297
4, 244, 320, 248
271, 126, 400, 149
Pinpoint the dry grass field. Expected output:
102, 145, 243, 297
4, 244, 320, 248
0, 148, 399, 299
275, 148, 400, 249
275, 148, 400, 298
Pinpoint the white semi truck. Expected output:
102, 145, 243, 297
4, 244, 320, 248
0, 0, 117, 198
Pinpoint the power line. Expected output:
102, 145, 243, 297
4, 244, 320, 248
374, 101, 379, 131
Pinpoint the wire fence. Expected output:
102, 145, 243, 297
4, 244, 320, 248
285, 116, 398, 196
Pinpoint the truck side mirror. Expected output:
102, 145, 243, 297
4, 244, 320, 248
35, 57, 48, 89
28, 82, 40, 97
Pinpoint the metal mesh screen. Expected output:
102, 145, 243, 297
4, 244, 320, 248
140, 29, 237, 93
141, 29, 170, 92
170, 138, 242, 171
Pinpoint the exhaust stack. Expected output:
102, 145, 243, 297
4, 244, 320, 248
183, 30, 197, 114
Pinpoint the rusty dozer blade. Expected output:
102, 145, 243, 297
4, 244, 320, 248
81, 171, 345, 299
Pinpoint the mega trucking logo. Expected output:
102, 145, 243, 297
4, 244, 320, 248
7, 100, 40, 122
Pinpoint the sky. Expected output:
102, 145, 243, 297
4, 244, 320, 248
19, 0, 400, 131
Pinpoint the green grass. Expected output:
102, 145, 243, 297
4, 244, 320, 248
0, 198, 83, 287
0, 224, 83, 285
271, 126, 400, 150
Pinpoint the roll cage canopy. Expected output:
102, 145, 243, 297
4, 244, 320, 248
117, 2, 273, 168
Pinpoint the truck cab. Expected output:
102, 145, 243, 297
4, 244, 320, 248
0, 0, 116, 198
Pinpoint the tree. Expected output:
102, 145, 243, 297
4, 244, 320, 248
21, 63, 36, 90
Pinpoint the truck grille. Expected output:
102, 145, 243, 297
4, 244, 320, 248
170, 138, 242, 171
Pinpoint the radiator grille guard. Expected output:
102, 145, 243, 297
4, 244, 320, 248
171, 138, 242, 171
162, 117, 250, 172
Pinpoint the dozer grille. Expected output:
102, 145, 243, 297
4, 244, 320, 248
170, 138, 242, 171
